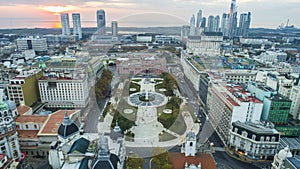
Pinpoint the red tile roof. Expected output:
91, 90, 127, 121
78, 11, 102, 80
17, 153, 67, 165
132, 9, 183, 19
15, 115, 48, 123
38, 110, 79, 136
169, 153, 217, 169
17, 105, 31, 115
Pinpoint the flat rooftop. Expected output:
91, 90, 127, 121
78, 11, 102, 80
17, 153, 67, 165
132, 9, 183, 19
233, 121, 279, 135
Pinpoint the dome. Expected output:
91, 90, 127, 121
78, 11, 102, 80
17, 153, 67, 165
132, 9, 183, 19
58, 112, 79, 139
92, 154, 119, 169
4, 100, 16, 110
277, 147, 293, 160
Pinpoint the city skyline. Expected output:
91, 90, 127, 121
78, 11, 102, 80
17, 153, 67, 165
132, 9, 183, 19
0, 0, 299, 29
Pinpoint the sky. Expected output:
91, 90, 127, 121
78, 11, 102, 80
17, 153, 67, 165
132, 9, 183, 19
0, 0, 299, 29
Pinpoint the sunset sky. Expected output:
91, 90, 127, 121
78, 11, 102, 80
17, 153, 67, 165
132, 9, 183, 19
0, 0, 299, 28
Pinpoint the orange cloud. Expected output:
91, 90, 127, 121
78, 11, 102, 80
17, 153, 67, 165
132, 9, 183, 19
39, 5, 78, 15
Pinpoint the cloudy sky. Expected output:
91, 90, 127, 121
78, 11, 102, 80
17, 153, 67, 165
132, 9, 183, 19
0, 0, 299, 28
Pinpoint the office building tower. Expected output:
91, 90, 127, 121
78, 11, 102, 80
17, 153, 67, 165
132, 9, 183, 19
215, 15, 220, 32
196, 10, 203, 28
72, 13, 82, 39
207, 15, 220, 32
111, 21, 118, 37
189, 15, 196, 36
200, 17, 206, 29
228, 0, 238, 37
207, 16, 215, 32
221, 13, 230, 36
61, 13, 71, 35
238, 12, 251, 37
97, 9, 106, 34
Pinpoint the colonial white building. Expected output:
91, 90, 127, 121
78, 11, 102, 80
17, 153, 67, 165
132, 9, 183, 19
187, 32, 223, 56
38, 73, 90, 108
229, 121, 280, 160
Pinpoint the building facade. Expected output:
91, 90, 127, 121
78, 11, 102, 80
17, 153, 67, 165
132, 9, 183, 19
187, 32, 223, 56
289, 86, 300, 120
229, 121, 279, 160
72, 13, 82, 39
7, 69, 43, 106
16, 37, 47, 52
111, 21, 118, 37
61, 13, 71, 36
38, 74, 89, 108
97, 9, 106, 34
207, 82, 263, 145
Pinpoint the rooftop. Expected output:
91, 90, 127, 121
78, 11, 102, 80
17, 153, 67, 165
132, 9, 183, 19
169, 153, 217, 169
225, 84, 262, 103
280, 137, 300, 150
17, 105, 31, 115
233, 121, 279, 135
15, 115, 48, 123
38, 110, 79, 136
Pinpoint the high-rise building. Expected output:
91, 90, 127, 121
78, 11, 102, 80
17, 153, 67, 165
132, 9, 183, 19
61, 13, 71, 35
72, 13, 82, 39
238, 12, 251, 37
189, 15, 196, 36
196, 10, 203, 28
227, 0, 238, 37
97, 9, 106, 34
221, 13, 230, 36
200, 17, 206, 29
111, 21, 118, 37
207, 15, 220, 32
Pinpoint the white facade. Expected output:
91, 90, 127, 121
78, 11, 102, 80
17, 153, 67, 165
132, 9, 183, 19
207, 83, 263, 145
61, 13, 71, 36
136, 35, 152, 42
229, 121, 279, 160
289, 86, 300, 120
223, 70, 257, 84
271, 147, 293, 169
185, 132, 196, 157
16, 37, 47, 51
72, 13, 82, 39
38, 75, 89, 108
187, 33, 223, 56
111, 21, 118, 37
180, 51, 202, 92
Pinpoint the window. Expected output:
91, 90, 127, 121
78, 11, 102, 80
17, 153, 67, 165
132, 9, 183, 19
190, 142, 193, 147
252, 135, 256, 140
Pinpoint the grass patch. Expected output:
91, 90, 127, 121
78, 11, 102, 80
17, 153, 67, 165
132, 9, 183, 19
111, 109, 136, 132
159, 132, 176, 141
129, 82, 141, 94
168, 113, 186, 135
158, 97, 182, 129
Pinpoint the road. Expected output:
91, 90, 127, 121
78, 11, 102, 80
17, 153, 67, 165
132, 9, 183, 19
84, 66, 119, 133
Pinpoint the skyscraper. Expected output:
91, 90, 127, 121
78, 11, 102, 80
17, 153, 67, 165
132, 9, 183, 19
238, 12, 251, 36
221, 13, 230, 36
72, 13, 82, 39
200, 17, 206, 29
196, 10, 203, 28
97, 9, 106, 34
207, 15, 215, 32
111, 21, 118, 37
228, 0, 238, 37
207, 15, 220, 32
61, 13, 71, 35
189, 14, 196, 36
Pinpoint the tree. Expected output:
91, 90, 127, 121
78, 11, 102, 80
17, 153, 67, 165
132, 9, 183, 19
126, 153, 145, 169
